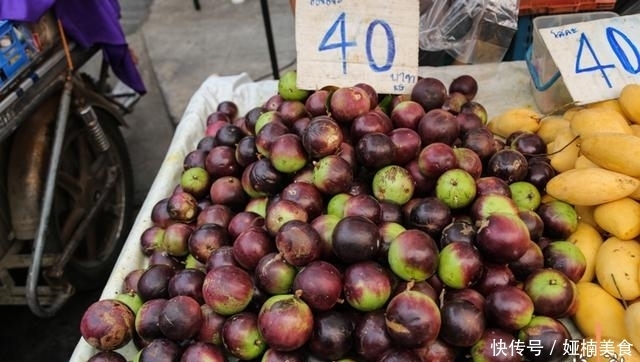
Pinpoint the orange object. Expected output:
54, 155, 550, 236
56, 18, 73, 72
519, 0, 617, 16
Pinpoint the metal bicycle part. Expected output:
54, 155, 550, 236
26, 76, 75, 317
3, 80, 134, 317
51, 102, 134, 291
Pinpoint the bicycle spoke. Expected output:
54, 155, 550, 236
84, 224, 99, 261
56, 171, 84, 198
59, 206, 86, 243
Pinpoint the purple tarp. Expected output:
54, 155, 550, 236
0, 0, 146, 94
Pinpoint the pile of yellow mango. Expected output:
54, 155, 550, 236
490, 83, 640, 359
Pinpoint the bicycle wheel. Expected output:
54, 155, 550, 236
53, 106, 134, 291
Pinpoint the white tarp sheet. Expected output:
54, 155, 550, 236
71, 61, 539, 362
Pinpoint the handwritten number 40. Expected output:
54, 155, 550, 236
575, 27, 640, 88
318, 12, 396, 74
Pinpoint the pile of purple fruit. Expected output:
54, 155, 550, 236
80, 71, 586, 362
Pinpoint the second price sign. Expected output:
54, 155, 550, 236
294, 0, 420, 94
539, 14, 640, 105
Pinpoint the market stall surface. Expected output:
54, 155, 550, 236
0, 0, 295, 361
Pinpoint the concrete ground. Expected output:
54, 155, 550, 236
123, 0, 295, 206
0, 1, 296, 361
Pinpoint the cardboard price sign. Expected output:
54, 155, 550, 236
539, 14, 640, 105
295, 0, 419, 94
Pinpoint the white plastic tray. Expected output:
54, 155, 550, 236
71, 61, 537, 361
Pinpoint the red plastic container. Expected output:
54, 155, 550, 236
519, 0, 616, 16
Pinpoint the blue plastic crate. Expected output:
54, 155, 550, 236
0, 20, 30, 87
503, 16, 534, 61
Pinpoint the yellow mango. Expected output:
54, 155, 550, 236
630, 182, 640, 202
572, 282, 629, 341
567, 222, 604, 282
595, 236, 640, 301
545, 168, 640, 206
536, 116, 570, 144
574, 155, 600, 169
579, 132, 640, 177
563, 106, 585, 121
570, 107, 633, 137
575, 205, 601, 231
619, 83, 640, 124
631, 124, 640, 137
626, 302, 640, 353
487, 107, 541, 139
588, 98, 626, 118
540, 193, 558, 204
548, 127, 580, 172
594, 198, 640, 240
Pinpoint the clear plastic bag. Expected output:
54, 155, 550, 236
419, 0, 520, 64
419, 0, 483, 51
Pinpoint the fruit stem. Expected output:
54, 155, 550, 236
541, 101, 580, 118
405, 280, 415, 291
542, 134, 580, 157
610, 273, 628, 309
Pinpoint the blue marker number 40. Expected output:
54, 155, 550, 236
318, 12, 396, 75
575, 26, 640, 88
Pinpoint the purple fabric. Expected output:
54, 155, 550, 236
1, 0, 146, 94
0, 0, 55, 22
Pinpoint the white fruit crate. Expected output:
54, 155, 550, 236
71, 62, 572, 362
